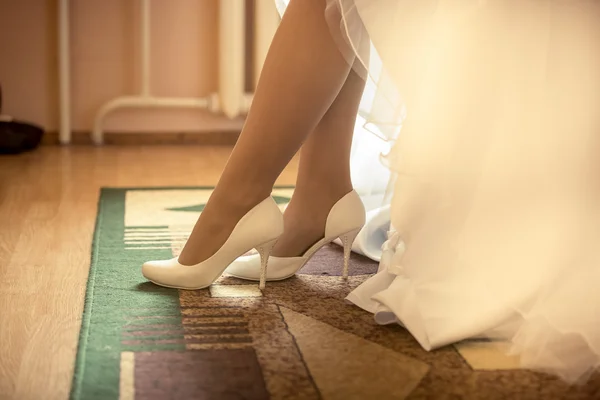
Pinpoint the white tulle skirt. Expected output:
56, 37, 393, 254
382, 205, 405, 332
275, 0, 600, 383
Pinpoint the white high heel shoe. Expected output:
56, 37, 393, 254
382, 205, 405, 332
225, 190, 366, 282
142, 197, 284, 290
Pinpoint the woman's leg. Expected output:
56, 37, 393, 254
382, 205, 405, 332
271, 68, 366, 257
178, 0, 354, 265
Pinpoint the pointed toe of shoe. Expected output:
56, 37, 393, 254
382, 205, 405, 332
142, 258, 168, 277
142, 258, 183, 288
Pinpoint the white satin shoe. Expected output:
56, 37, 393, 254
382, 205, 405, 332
225, 190, 366, 282
142, 196, 284, 290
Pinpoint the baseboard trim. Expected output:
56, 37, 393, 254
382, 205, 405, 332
42, 130, 241, 146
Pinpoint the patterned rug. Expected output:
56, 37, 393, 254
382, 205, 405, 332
71, 187, 599, 400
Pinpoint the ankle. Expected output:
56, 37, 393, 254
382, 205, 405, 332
294, 179, 353, 206
284, 181, 352, 229
272, 184, 351, 257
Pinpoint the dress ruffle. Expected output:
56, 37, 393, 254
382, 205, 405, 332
275, 0, 600, 383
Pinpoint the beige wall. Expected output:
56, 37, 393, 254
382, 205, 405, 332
0, 0, 244, 133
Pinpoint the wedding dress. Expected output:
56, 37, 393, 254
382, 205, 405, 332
275, 0, 600, 383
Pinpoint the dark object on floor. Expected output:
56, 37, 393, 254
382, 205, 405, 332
0, 119, 44, 154
0, 84, 44, 155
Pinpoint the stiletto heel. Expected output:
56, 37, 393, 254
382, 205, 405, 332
226, 190, 366, 282
257, 238, 278, 290
340, 228, 361, 280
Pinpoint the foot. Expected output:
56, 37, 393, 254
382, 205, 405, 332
225, 187, 365, 282
142, 196, 284, 289
177, 189, 268, 266
271, 184, 353, 257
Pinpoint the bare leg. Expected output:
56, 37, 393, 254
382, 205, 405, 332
272, 68, 366, 256
178, 0, 353, 265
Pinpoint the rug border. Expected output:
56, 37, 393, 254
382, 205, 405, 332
69, 185, 295, 400
70, 188, 108, 400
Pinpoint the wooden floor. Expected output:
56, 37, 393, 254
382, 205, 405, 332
0, 145, 298, 400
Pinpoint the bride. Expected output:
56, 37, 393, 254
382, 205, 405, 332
142, 0, 600, 383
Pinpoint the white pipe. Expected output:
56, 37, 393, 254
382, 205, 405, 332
91, 0, 218, 145
219, 0, 245, 119
253, 0, 279, 89
91, 96, 212, 145
91, 0, 258, 144
140, 0, 151, 97
58, 0, 71, 144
